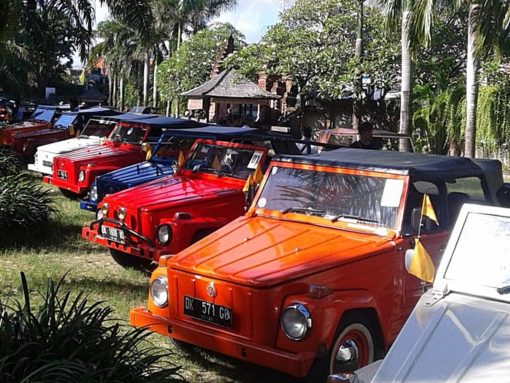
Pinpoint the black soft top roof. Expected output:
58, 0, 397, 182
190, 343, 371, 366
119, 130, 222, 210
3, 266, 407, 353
274, 148, 499, 180
158, 125, 265, 139
119, 116, 204, 128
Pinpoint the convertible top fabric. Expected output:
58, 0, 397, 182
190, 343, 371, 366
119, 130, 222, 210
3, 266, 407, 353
118, 116, 204, 128
158, 126, 264, 139
274, 148, 499, 179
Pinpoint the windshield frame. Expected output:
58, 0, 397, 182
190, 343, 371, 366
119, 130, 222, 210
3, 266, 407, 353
251, 161, 409, 233
180, 138, 267, 181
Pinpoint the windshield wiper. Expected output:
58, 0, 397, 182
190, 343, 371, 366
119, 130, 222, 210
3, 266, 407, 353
281, 206, 327, 217
330, 214, 377, 223
497, 285, 510, 295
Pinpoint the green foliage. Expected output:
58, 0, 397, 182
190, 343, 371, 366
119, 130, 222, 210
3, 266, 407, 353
0, 273, 182, 382
228, 0, 399, 104
158, 23, 246, 103
0, 151, 56, 239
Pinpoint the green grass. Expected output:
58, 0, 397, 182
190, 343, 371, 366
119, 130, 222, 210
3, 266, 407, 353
0, 177, 296, 383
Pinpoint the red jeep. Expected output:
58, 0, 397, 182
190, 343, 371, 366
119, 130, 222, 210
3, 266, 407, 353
43, 116, 201, 198
130, 149, 510, 380
0, 106, 63, 146
82, 138, 270, 271
11, 107, 119, 161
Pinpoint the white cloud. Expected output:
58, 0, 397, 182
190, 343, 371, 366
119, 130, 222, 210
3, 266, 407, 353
211, 0, 281, 43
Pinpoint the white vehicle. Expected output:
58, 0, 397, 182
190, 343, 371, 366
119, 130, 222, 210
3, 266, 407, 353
28, 118, 115, 175
329, 203, 510, 383
28, 112, 157, 175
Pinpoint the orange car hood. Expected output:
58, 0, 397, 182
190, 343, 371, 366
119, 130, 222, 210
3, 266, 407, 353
105, 174, 243, 211
171, 216, 396, 288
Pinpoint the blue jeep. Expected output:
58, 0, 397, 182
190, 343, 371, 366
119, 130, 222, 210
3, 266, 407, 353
79, 125, 272, 212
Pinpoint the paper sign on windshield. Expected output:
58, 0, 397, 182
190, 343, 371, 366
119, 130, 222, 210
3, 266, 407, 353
381, 179, 404, 207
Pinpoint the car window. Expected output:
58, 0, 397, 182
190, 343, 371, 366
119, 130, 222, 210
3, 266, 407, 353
444, 211, 510, 292
256, 165, 405, 229
109, 125, 145, 143
153, 137, 195, 159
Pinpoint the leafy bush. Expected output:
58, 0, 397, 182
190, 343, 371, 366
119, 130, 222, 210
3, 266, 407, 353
0, 148, 22, 177
0, 273, 183, 383
0, 149, 56, 238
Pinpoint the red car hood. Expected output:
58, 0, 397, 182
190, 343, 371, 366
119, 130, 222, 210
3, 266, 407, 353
2, 120, 47, 132
170, 216, 395, 288
58, 143, 135, 164
13, 128, 65, 140
105, 174, 243, 211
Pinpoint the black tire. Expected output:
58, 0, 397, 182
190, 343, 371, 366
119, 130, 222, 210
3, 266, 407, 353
59, 187, 86, 199
110, 249, 157, 274
305, 312, 382, 382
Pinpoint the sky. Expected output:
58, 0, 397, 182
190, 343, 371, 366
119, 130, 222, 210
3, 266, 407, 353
76, 0, 282, 67
93, 0, 283, 41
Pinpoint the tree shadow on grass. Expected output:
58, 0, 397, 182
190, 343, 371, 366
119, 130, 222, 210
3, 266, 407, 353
174, 344, 299, 383
0, 219, 103, 254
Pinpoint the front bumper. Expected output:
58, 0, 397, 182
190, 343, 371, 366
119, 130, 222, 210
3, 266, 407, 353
43, 175, 85, 194
81, 218, 164, 261
80, 199, 98, 211
130, 307, 315, 378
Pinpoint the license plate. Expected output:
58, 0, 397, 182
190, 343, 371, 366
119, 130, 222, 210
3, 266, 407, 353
101, 225, 126, 244
43, 160, 52, 168
57, 169, 67, 180
183, 296, 232, 328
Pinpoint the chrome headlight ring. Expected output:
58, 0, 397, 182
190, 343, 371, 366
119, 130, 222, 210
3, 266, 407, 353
78, 169, 86, 182
280, 303, 312, 341
150, 276, 168, 307
157, 224, 172, 245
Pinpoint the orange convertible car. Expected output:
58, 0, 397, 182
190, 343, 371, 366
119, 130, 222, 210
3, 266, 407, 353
131, 149, 510, 380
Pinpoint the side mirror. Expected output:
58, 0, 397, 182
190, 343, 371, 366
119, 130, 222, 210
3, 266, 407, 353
405, 248, 414, 273
497, 183, 510, 208
411, 207, 421, 232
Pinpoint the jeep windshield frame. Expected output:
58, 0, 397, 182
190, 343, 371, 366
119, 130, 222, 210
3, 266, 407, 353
182, 140, 266, 180
109, 123, 147, 144
254, 162, 408, 231
79, 119, 116, 138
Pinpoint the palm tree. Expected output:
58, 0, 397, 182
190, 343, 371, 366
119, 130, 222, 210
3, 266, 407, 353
380, 0, 414, 152
413, 0, 510, 158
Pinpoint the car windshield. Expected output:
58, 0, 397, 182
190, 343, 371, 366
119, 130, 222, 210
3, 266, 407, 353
109, 125, 146, 143
31, 108, 56, 122
54, 114, 76, 129
183, 143, 264, 180
255, 166, 405, 229
80, 120, 116, 138
152, 137, 196, 160
445, 212, 510, 290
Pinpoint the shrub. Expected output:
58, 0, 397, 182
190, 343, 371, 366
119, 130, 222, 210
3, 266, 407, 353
0, 149, 56, 238
0, 273, 183, 383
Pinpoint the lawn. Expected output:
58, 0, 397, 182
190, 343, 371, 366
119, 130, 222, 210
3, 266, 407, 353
0, 176, 296, 383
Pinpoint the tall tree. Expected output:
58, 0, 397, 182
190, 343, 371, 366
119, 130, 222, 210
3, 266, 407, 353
380, 0, 414, 152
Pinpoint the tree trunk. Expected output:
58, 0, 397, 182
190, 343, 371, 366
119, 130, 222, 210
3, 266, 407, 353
143, 52, 149, 106
119, 74, 125, 112
153, 58, 158, 109
112, 71, 117, 109
137, 60, 143, 106
399, 9, 413, 152
352, 0, 364, 131
464, 3, 480, 158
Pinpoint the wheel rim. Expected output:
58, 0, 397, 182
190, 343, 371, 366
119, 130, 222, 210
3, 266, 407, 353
330, 323, 374, 374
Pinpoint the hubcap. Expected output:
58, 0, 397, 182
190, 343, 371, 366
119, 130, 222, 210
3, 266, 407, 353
330, 324, 373, 374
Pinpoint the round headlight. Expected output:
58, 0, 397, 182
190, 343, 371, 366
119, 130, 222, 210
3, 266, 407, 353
90, 185, 98, 202
101, 203, 109, 216
78, 170, 86, 182
150, 276, 168, 307
157, 224, 172, 245
280, 304, 312, 341
118, 207, 127, 220
96, 208, 104, 221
